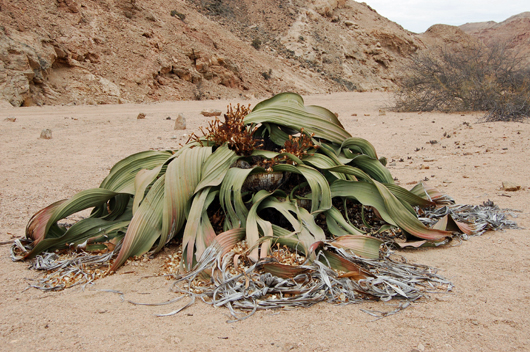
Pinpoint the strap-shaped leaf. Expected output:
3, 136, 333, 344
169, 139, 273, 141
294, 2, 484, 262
99, 150, 172, 193
182, 188, 218, 268
384, 183, 435, 208
246, 190, 277, 261
194, 144, 239, 194
259, 197, 325, 252
244, 92, 351, 144
371, 180, 451, 241
26, 189, 123, 246
303, 153, 348, 180
263, 123, 291, 147
341, 137, 378, 159
220, 167, 256, 229
111, 175, 166, 271
324, 206, 365, 237
272, 163, 331, 213
330, 180, 397, 226
157, 147, 212, 253
214, 228, 246, 258
132, 165, 163, 214
26, 218, 130, 259
330, 235, 382, 259
348, 154, 394, 184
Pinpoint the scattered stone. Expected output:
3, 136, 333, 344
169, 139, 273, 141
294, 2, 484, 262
174, 114, 186, 130
378, 109, 386, 116
4, 117, 16, 122
40, 129, 52, 139
364, 113, 370, 116
351, 113, 357, 116
201, 109, 222, 117
423, 158, 436, 162
502, 181, 521, 192
344, 20, 358, 28
137, 112, 146, 119
165, 116, 172, 120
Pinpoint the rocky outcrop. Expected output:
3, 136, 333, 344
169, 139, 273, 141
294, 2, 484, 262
459, 12, 530, 65
0, 30, 56, 106
0, 0, 526, 106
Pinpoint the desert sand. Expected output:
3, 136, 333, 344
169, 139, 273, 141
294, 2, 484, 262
0, 92, 529, 351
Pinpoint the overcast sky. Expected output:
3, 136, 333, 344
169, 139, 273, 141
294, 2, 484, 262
360, 1, 529, 33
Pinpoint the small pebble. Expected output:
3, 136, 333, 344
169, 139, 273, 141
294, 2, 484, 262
40, 129, 52, 139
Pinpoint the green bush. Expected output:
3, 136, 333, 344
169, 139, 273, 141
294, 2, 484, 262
394, 42, 530, 121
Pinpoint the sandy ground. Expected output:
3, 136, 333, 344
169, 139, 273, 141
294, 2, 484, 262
0, 92, 529, 352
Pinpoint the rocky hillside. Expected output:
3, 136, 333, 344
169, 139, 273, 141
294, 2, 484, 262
0, 0, 425, 107
0, 0, 527, 107
459, 12, 530, 64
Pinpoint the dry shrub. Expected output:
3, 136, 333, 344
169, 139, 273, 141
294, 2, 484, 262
394, 42, 530, 121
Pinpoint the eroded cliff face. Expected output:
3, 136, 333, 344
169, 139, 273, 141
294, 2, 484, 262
0, 0, 525, 107
189, 0, 422, 91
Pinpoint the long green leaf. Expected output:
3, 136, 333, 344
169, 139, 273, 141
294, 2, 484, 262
132, 165, 163, 214
302, 153, 348, 181
244, 92, 351, 144
331, 235, 382, 259
384, 183, 435, 208
182, 188, 217, 268
220, 167, 255, 229
259, 197, 325, 251
324, 206, 365, 237
272, 163, 332, 214
194, 144, 238, 194
100, 150, 172, 193
371, 180, 451, 241
158, 147, 211, 253
26, 218, 130, 259
246, 190, 277, 261
330, 180, 397, 226
348, 154, 394, 184
26, 189, 123, 248
341, 137, 379, 159
110, 175, 166, 271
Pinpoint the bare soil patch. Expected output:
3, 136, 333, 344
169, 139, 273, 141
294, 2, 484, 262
1, 92, 529, 351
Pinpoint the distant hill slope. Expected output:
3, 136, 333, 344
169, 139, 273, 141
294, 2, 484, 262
459, 12, 530, 63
